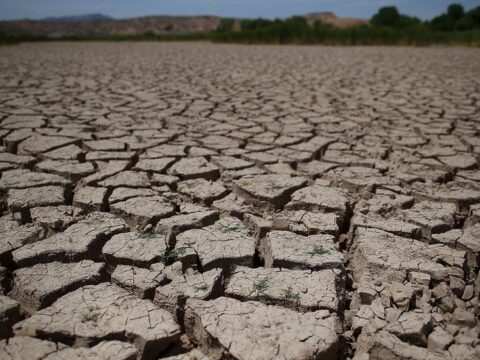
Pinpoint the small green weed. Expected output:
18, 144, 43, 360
266, 180, 286, 192
164, 246, 188, 260
282, 287, 301, 305
193, 284, 209, 292
81, 312, 99, 325
182, 180, 199, 189
308, 245, 330, 256
249, 277, 269, 297
219, 222, 241, 233
138, 231, 155, 239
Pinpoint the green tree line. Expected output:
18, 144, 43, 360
212, 4, 480, 45
1, 4, 480, 46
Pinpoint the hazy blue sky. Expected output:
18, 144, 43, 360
0, 0, 479, 21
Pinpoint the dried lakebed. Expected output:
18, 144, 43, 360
0, 42, 479, 359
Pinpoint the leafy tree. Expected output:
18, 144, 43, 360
430, 14, 454, 31
447, 4, 465, 21
429, 3, 480, 31
371, 6, 421, 29
469, 6, 480, 26
371, 7, 401, 27
216, 18, 235, 33
240, 18, 274, 31
460, 6, 480, 30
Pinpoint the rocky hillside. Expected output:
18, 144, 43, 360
0, 12, 367, 37
42, 13, 113, 23
0, 15, 223, 37
305, 12, 369, 28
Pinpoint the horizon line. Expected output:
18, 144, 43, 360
1, 11, 364, 23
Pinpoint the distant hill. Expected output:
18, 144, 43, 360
42, 13, 113, 23
0, 15, 222, 37
0, 13, 367, 38
304, 12, 369, 28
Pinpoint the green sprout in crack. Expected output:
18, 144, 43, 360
138, 231, 155, 239
266, 180, 286, 192
182, 180, 199, 189
193, 283, 209, 292
249, 277, 269, 297
282, 287, 301, 305
81, 313, 99, 326
308, 245, 330, 256
239, 180, 249, 187
418, 203, 432, 210
219, 223, 241, 233
164, 246, 188, 260
436, 215, 452, 223
163, 241, 200, 259
311, 191, 320, 198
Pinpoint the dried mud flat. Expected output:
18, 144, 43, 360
0, 42, 479, 360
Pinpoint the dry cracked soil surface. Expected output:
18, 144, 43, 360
0, 42, 479, 360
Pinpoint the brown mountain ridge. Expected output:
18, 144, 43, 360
0, 12, 368, 37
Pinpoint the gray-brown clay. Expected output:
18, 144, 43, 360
0, 43, 478, 359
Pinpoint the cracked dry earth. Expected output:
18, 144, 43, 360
0, 43, 479, 360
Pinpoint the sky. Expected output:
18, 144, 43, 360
0, 0, 479, 21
